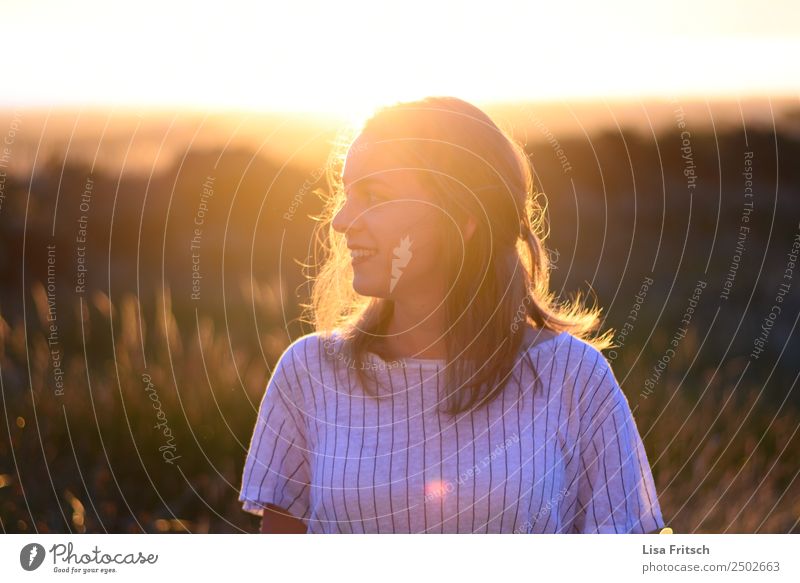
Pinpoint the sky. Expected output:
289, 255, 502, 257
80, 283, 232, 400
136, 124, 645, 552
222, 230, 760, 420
2, 0, 799, 118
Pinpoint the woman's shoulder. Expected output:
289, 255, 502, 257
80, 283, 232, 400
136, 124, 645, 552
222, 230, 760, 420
523, 327, 609, 369
548, 332, 629, 421
271, 331, 339, 380
278, 332, 341, 365
521, 327, 598, 365
520, 325, 564, 354
522, 328, 620, 406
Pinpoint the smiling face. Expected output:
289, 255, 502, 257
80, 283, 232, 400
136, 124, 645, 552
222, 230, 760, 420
332, 133, 451, 301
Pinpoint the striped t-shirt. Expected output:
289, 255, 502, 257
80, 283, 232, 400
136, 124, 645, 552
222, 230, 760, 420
239, 327, 665, 533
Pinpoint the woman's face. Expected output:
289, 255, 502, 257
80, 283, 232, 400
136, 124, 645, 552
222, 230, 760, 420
332, 134, 449, 300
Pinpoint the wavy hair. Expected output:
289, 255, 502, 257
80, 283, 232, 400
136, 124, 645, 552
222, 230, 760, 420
303, 96, 614, 416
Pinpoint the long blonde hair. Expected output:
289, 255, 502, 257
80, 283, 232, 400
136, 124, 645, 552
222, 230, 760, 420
304, 96, 614, 416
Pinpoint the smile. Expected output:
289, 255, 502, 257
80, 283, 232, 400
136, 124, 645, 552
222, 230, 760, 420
350, 249, 378, 264
351, 249, 377, 258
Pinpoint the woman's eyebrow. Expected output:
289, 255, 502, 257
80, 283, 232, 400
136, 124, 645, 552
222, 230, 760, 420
345, 176, 387, 187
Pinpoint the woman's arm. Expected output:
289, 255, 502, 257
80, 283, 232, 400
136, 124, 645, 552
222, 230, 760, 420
259, 504, 307, 534
240, 341, 313, 533
571, 353, 667, 534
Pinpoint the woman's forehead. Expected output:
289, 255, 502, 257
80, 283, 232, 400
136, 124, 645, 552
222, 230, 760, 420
342, 136, 423, 186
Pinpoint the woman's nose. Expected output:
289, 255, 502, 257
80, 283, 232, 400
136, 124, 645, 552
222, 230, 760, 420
332, 198, 359, 234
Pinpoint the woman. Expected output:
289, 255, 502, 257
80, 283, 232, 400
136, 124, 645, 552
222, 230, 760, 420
239, 96, 666, 534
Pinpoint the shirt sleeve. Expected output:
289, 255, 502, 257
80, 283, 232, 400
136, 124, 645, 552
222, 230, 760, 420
239, 344, 311, 523
572, 356, 665, 534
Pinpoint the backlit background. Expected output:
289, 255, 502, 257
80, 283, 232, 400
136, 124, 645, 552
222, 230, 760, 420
1, 0, 799, 533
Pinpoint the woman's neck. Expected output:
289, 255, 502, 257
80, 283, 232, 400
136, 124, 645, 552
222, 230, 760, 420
377, 299, 448, 360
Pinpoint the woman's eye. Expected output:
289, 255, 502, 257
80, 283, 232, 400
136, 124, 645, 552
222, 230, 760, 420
345, 188, 387, 205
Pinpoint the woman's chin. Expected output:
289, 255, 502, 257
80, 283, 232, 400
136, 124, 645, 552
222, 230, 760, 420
352, 276, 386, 299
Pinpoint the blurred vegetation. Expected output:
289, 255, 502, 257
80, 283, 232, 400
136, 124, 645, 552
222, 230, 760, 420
1, 280, 296, 533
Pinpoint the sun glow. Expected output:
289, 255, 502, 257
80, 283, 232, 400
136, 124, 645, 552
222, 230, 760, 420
2, 0, 798, 116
